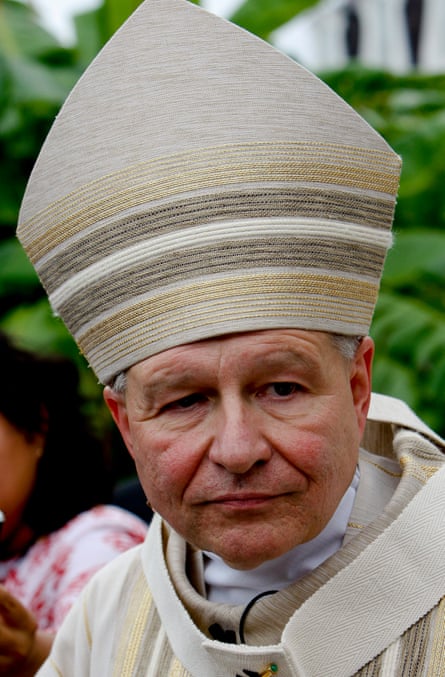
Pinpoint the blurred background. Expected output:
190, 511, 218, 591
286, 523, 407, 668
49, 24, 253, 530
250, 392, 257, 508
1, 0, 444, 473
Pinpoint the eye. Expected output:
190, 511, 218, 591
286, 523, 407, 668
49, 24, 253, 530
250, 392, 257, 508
162, 392, 207, 411
267, 382, 301, 397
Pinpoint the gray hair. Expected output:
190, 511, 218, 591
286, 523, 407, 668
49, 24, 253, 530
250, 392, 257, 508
329, 334, 363, 361
108, 370, 128, 394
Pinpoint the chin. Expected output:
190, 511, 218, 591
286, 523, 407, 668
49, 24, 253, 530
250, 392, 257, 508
217, 542, 290, 571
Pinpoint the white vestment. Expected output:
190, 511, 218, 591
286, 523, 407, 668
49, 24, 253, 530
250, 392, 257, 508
37, 394, 445, 677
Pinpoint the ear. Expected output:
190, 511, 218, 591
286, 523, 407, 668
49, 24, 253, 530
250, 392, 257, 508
103, 386, 135, 459
349, 336, 374, 438
33, 432, 46, 460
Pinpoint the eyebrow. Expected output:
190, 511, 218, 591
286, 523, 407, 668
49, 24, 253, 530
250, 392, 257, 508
140, 368, 202, 405
252, 349, 319, 373
139, 347, 320, 403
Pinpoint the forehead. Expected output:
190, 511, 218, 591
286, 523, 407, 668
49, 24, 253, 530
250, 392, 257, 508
128, 329, 334, 384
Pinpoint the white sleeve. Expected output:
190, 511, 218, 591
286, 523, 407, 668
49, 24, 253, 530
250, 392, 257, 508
36, 544, 144, 676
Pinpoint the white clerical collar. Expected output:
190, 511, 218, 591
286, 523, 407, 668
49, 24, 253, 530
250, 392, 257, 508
204, 466, 360, 605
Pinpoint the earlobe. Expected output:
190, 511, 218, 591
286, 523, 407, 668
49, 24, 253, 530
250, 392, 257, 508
33, 433, 45, 460
350, 336, 374, 436
103, 386, 135, 457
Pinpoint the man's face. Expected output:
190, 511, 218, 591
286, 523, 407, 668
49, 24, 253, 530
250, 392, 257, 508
105, 329, 373, 570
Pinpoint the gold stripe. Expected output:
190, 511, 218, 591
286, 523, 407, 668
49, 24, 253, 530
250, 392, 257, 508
73, 271, 376, 345
83, 595, 92, 648
52, 236, 385, 319
19, 141, 400, 260
48, 658, 63, 677
37, 189, 393, 286
78, 281, 376, 377
363, 459, 402, 478
169, 658, 191, 676
26, 140, 401, 227
427, 597, 445, 677
399, 455, 440, 483
88, 300, 371, 380
113, 571, 153, 677
91, 300, 370, 355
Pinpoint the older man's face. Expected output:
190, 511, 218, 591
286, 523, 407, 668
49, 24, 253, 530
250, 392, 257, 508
105, 329, 373, 570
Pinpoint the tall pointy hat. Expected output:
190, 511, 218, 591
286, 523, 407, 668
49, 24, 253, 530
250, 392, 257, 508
17, 0, 401, 384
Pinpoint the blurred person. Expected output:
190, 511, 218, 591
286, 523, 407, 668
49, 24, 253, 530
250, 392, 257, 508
0, 332, 148, 676
16, 0, 445, 675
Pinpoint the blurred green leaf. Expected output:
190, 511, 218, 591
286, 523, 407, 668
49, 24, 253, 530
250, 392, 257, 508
384, 230, 445, 286
101, 0, 145, 38
0, 0, 62, 59
372, 354, 419, 408
73, 10, 104, 66
0, 297, 76, 355
230, 0, 320, 38
2, 54, 75, 104
73, 0, 145, 64
371, 289, 445, 433
0, 238, 39, 292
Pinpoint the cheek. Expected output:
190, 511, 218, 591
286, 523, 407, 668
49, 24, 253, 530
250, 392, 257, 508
0, 458, 38, 534
130, 426, 205, 505
275, 409, 358, 482
278, 430, 334, 482
270, 406, 333, 462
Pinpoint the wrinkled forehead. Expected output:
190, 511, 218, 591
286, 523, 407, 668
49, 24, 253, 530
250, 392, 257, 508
127, 328, 335, 385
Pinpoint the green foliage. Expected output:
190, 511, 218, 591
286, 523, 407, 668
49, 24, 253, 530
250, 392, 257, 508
0, 0, 445, 437
97, 0, 145, 39
229, 0, 319, 38
322, 68, 445, 232
321, 67, 445, 434
0, 0, 144, 438
73, 0, 145, 63
372, 287, 445, 433
0, 3, 76, 233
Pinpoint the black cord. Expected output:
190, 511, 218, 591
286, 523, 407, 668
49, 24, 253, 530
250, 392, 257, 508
238, 589, 278, 644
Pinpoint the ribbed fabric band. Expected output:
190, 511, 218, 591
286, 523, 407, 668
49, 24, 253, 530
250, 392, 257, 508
17, 0, 401, 383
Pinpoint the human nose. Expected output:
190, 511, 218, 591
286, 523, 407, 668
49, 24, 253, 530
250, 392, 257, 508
208, 398, 272, 474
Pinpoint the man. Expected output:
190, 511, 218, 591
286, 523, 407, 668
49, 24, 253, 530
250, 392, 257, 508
16, 0, 445, 675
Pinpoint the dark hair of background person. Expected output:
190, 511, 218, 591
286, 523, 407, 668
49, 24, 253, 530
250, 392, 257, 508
0, 331, 114, 538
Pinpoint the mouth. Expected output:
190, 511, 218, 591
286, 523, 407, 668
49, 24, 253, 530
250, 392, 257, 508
206, 493, 284, 510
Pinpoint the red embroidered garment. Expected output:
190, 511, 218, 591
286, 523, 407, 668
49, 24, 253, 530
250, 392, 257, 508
0, 505, 147, 630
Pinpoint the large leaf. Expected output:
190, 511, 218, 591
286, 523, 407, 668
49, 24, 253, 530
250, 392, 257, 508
101, 0, 145, 38
1, 54, 76, 104
0, 238, 39, 291
0, 0, 63, 59
322, 68, 445, 235
230, 0, 320, 38
384, 230, 445, 287
371, 291, 445, 434
371, 355, 419, 409
73, 0, 145, 63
